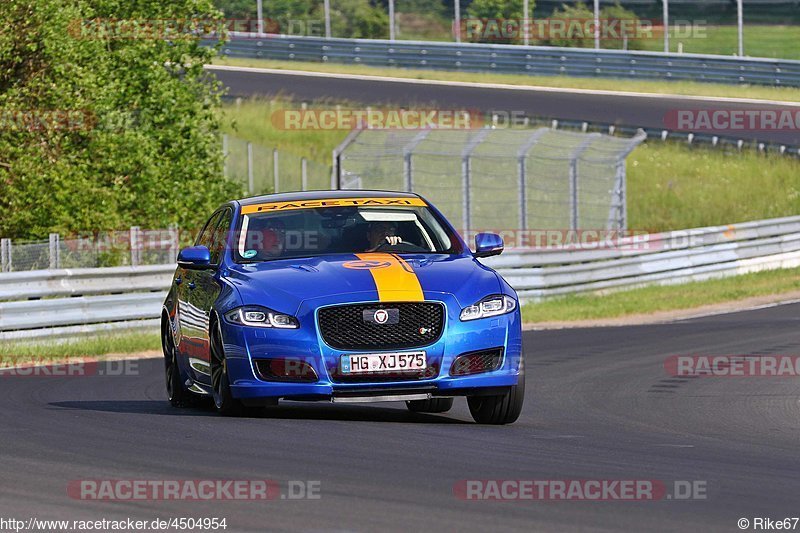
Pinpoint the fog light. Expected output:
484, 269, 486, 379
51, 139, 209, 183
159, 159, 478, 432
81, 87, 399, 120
254, 358, 318, 382
450, 348, 503, 376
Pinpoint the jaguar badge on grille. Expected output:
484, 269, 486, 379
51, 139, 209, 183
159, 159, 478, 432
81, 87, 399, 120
363, 308, 399, 325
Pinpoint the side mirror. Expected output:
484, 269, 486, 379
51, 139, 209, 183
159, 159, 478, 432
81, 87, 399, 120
474, 233, 504, 258
177, 246, 212, 270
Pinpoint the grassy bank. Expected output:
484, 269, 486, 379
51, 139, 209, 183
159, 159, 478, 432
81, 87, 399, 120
627, 142, 800, 231
212, 57, 800, 103
634, 25, 800, 59
0, 332, 161, 360
522, 267, 800, 323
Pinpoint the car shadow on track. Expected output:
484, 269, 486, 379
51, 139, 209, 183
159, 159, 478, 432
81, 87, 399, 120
47, 400, 470, 424
257, 403, 470, 424
48, 400, 216, 417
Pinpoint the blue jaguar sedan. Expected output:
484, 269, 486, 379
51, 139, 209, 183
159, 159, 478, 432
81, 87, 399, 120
161, 190, 524, 424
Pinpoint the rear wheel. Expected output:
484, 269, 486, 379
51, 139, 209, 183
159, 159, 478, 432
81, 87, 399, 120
210, 321, 245, 416
467, 359, 525, 425
406, 397, 454, 413
163, 322, 189, 407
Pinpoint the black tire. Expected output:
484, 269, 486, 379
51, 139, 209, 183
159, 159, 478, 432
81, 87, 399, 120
163, 321, 190, 407
406, 397, 454, 413
467, 358, 525, 425
210, 320, 245, 416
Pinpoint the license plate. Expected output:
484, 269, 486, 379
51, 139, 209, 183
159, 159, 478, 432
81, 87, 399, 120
340, 352, 426, 374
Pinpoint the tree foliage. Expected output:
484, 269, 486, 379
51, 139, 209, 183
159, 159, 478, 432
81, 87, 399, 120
466, 0, 534, 44
0, 0, 242, 239
541, 2, 645, 49
214, 0, 388, 38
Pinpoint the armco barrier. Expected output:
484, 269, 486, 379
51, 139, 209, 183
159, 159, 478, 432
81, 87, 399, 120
2, 215, 800, 341
215, 35, 800, 87
482, 215, 800, 299
0, 265, 174, 342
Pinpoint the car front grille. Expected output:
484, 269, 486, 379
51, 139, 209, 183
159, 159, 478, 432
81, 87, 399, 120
318, 302, 445, 350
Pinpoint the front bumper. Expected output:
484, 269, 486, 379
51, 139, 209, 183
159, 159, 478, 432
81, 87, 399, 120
220, 293, 523, 402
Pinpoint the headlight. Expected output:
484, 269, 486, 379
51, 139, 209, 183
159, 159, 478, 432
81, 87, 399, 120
460, 295, 517, 321
224, 306, 299, 329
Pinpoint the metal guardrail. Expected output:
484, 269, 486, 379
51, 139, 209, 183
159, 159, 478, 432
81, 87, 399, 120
0, 266, 173, 342
2, 215, 800, 341
217, 35, 800, 87
0, 265, 174, 301
482, 215, 800, 300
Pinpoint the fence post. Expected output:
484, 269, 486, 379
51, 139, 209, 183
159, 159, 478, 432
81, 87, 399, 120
403, 130, 430, 193
618, 161, 627, 229
247, 142, 255, 194
517, 128, 549, 232
461, 129, 491, 234
568, 134, 601, 231
168, 224, 179, 263
273, 148, 279, 193
301, 158, 308, 191
0, 238, 10, 272
130, 226, 141, 267
609, 129, 646, 230
49, 233, 60, 270
331, 128, 363, 190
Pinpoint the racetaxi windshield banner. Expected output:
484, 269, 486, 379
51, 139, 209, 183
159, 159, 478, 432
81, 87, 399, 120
240, 197, 427, 215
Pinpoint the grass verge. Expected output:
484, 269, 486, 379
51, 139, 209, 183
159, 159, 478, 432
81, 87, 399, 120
0, 331, 161, 360
638, 25, 800, 60
212, 57, 800, 103
522, 267, 800, 323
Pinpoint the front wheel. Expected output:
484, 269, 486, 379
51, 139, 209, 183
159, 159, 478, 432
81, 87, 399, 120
164, 323, 190, 407
467, 359, 525, 425
210, 322, 245, 416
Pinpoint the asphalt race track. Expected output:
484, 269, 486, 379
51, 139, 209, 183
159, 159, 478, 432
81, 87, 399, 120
2, 303, 799, 532
209, 66, 800, 147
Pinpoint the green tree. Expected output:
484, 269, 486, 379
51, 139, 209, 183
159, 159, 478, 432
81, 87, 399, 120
541, 2, 594, 48
214, 0, 388, 38
312, 0, 389, 38
0, 0, 242, 239
600, 2, 645, 50
541, 2, 645, 49
466, 0, 534, 44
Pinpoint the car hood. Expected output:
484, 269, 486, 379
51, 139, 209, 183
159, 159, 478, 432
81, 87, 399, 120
225, 253, 501, 315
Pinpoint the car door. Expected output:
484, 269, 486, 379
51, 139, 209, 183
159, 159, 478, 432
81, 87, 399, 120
177, 210, 221, 361
185, 207, 233, 381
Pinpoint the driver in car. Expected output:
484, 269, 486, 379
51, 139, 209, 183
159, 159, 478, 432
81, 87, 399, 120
365, 221, 402, 251
253, 218, 286, 258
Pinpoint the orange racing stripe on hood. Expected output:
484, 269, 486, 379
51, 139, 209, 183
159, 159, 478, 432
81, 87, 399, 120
354, 253, 424, 302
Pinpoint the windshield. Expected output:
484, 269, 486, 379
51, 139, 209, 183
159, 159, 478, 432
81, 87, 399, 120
234, 200, 460, 262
